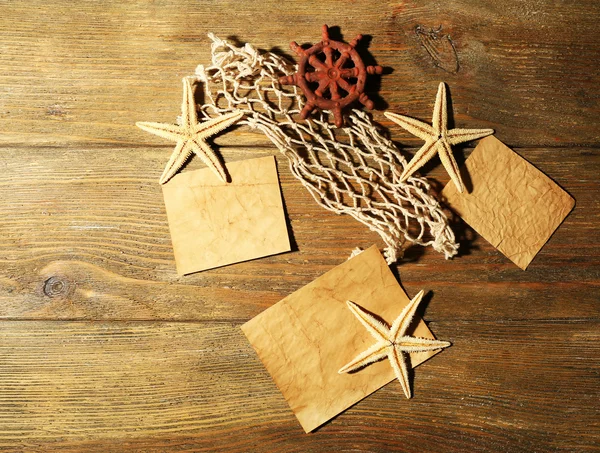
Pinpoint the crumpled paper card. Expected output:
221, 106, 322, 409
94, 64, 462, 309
442, 136, 575, 270
241, 245, 442, 432
162, 156, 291, 275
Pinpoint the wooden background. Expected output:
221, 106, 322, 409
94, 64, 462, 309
1, 1, 599, 451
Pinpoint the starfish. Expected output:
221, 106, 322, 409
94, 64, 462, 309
338, 290, 450, 398
384, 82, 493, 193
136, 78, 243, 184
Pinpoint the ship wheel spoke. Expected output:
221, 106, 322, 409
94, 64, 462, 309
335, 53, 349, 68
324, 47, 334, 67
308, 55, 328, 71
340, 67, 359, 78
305, 71, 324, 82
329, 81, 341, 100
315, 78, 330, 96
337, 78, 355, 93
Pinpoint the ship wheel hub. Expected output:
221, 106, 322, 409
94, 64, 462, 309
327, 68, 340, 80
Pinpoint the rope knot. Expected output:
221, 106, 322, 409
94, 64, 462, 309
246, 114, 260, 129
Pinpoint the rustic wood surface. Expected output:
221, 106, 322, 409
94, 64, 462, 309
0, 0, 598, 451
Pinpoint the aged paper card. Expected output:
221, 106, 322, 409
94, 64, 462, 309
162, 156, 291, 275
242, 246, 442, 432
442, 136, 575, 270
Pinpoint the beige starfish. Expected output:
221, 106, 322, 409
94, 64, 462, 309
137, 78, 243, 184
384, 82, 493, 193
338, 290, 450, 398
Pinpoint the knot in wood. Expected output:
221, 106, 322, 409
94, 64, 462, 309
279, 24, 383, 128
43, 276, 70, 298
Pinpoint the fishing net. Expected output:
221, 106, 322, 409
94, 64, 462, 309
192, 34, 458, 263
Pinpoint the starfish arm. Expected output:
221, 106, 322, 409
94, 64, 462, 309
136, 121, 185, 143
395, 335, 452, 353
399, 140, 440, 183
195, 111, 244, 138
389, 345, 412, 398
384, 111, 435, 141
345, 300, 390, 342
181, 78, 198, 128
338, 340, 390, 374
159, 140, 193, 185
191, 139, 228, 183
438, 139, 465, 193
432, 82, 448, 132
390, 289, 425, 340
446, 127, 494, 146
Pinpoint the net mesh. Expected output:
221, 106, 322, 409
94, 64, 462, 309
193, 34, 458, 263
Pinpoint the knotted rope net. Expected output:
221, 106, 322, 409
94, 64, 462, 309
193, 34, 458, 263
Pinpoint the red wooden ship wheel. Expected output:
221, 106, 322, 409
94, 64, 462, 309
279, 25, 382, 127
279, 25, 383, 127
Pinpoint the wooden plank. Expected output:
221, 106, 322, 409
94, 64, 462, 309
0, 320, 597, 451
0, 1, 598, 451
0, 146, 597, 321
0, 0, 599, 148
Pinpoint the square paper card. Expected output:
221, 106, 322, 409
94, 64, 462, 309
242, 245, 443, 432
162, 156, 291, 275
442, 136, 575, 270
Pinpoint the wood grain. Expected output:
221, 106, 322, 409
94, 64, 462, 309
0, 320, 597, 452
0, 146, 597, 323
0, 0, 599, 148
1, 0, 599, 451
